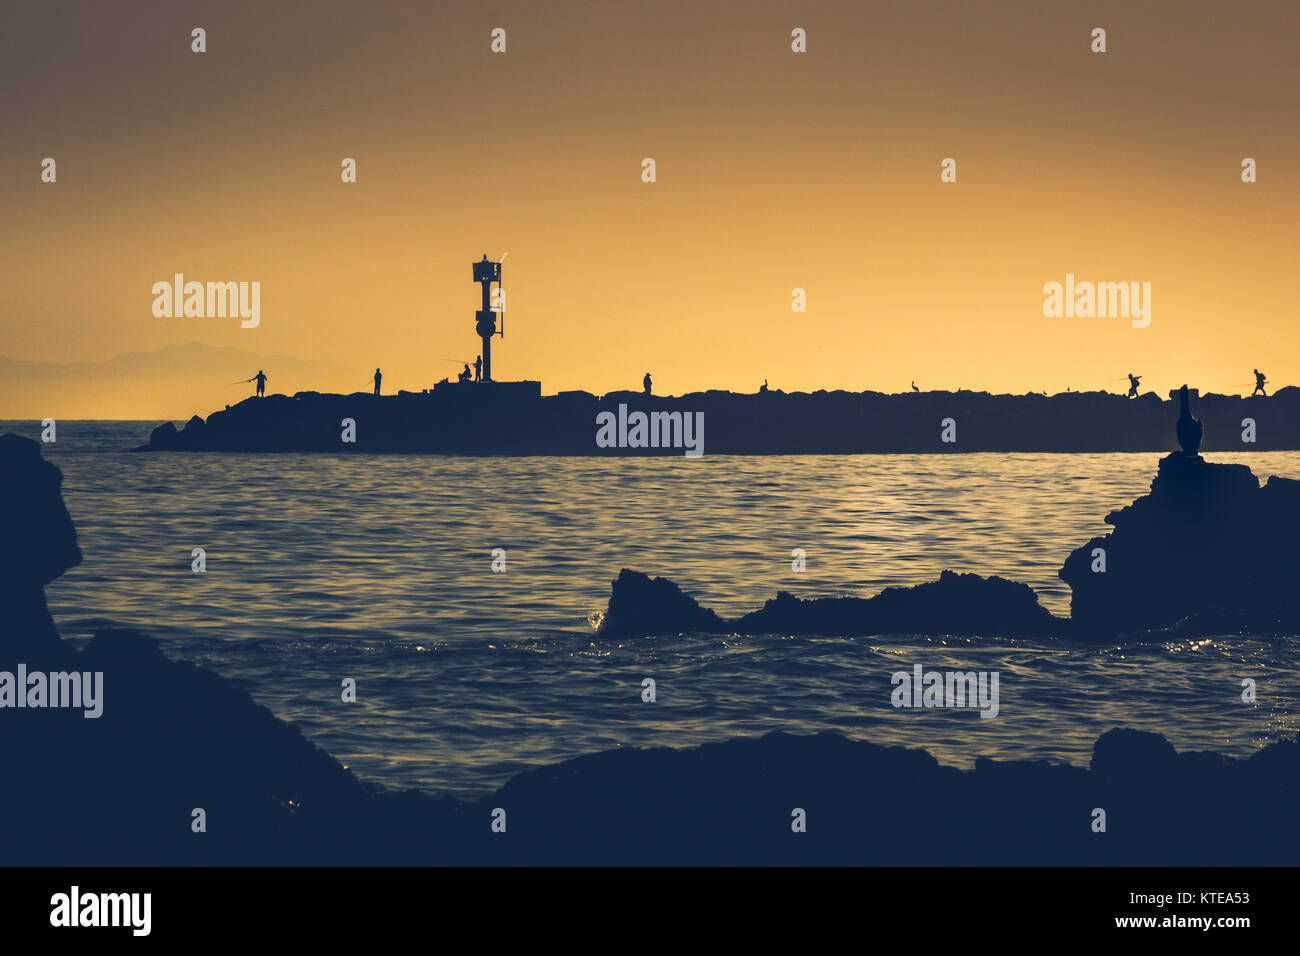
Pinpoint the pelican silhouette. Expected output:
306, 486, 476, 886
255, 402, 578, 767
1176, 384, 1202, 455
911, 381, 919, 392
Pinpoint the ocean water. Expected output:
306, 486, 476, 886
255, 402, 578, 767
9, 420, 1299, 798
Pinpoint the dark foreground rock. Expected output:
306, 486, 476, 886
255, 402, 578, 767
5, 633, 1300, 865
5, 433, 1300, 864
0, 434, 82, 660
137, 384, 1300, 454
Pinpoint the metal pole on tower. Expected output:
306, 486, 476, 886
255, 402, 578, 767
472, 254, 502, 382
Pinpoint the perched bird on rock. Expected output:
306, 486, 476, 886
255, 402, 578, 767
1176, 384, 1202, 455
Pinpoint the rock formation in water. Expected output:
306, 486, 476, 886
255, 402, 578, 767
599, 385, 1300, 642
598, 450, 1300, 639
4, 432, 1300, 864
1059, 451, 1300, 636
137, 385, 1300, 455
601, 569, 728, 636
597, 568, 1062, 639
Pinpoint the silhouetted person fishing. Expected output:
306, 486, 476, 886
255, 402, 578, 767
1176, 384, 1202, 455
1127, 373, 1141, 398
373, 368, 382, 396
643, 372, 652, 396
459, 364, 472, 383
474, 356, 483, 382
1252, 369, 1267, 396
248, 370, 267, 397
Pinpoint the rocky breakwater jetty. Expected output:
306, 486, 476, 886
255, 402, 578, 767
138, 385, 1300, 455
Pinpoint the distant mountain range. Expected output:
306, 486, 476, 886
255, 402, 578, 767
0, 344, 354, 420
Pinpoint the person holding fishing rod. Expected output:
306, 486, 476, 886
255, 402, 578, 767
224, 371, 267, 397
434, 357, 474, 384
237, 369, 267, 397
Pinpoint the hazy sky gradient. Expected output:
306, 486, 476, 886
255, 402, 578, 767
2, 0, 1297, 415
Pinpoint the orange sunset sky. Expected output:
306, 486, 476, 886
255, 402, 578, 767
2, 0, 1297, 418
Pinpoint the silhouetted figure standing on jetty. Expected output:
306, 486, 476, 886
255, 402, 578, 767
643, 372, 652, 396
474, 356, 482, 383
1127, 373, 1141, 398
1176, 384, 1202, 455
1252, 369, 1268, 396
248, 370, 267, 397
373, 368, 382, 396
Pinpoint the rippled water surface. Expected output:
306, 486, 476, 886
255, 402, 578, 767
12, 420, 1299, 797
